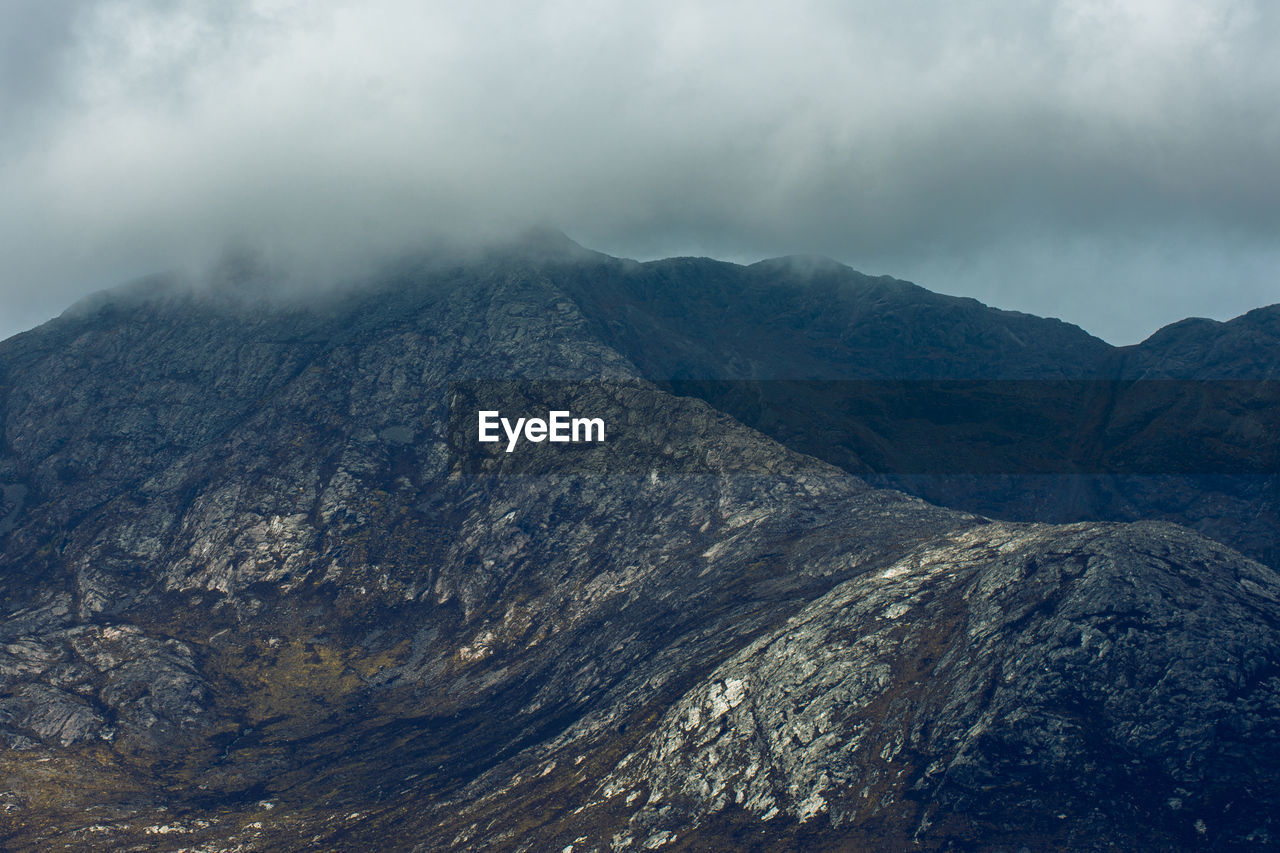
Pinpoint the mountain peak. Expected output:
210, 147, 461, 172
503, 225, 595, 260
749, 253, 850, 275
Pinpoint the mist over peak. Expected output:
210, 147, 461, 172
1, 1, 1277, 343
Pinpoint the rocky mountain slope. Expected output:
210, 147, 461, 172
537, 241, 1280, 568
1, 234, 1278, 850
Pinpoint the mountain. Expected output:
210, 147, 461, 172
1120, 307, 1280, 379
537, 247, 1280, 568
1, 234, 1277, 850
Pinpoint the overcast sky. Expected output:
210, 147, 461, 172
1, 0, 1277, 344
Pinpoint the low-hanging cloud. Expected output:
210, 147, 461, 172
1, 0, 1277, 343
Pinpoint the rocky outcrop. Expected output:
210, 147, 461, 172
593, 521, 1280, 850
0, 615, 208, 750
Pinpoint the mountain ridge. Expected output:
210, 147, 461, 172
0, 238, 1277, 850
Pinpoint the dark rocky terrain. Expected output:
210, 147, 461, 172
0, 233, 1277, 850
544, 246, 1280, 568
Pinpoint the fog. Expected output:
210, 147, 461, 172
1, 0, 1277, 343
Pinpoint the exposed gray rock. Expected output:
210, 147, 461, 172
592, 521, 1280, 849
0, 623, 209, 751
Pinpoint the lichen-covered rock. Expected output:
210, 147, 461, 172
594, 521, 1280, 849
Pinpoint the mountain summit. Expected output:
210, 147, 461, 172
1, 241, 1277, 850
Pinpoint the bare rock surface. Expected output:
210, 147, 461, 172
593, 521, 1280, 850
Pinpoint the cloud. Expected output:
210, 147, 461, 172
1, 0, 1277, 343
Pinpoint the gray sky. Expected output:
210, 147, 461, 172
1, 0, 1277, 345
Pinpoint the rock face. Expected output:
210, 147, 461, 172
598, 522, 1280, 851
0, 234, 1277, 850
